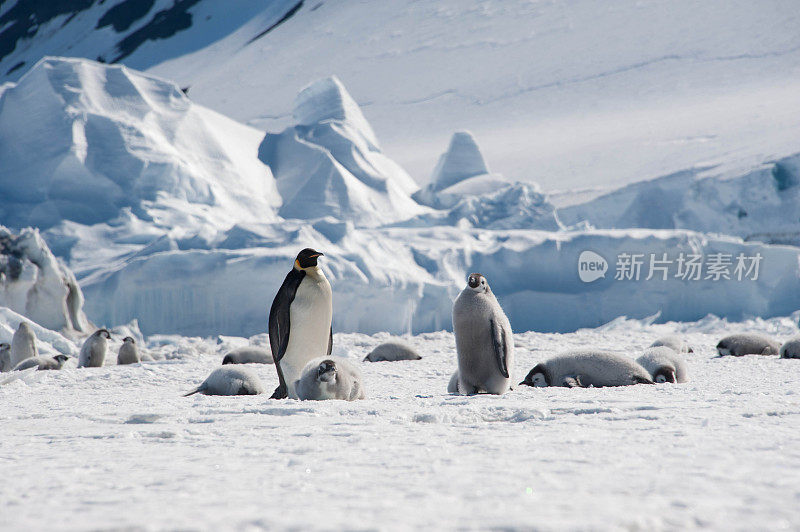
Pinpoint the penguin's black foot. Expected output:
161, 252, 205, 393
270, 384, 288, 399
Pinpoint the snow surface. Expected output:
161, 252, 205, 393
2, 312, 800, 530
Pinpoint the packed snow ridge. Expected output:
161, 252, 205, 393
0, 57, 799, 337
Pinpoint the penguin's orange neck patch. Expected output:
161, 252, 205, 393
294, 259, 301, 270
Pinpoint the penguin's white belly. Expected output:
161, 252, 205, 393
283, 276, 332, 398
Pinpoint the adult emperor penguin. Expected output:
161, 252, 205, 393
117, 337, 141, 365
294, 358, 365, 401
637, 346, 689, 383
78, 328, 111, 368
268, 248, 333, 399
452, 273, 514, 395
13, 354, 69, 371
10, 322, 37, 367
0, 343, 11, 372
520, 351, 654, 388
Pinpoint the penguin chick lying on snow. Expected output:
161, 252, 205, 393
636, 347, 688, 383
222, 346, 274, 365
780, 337, 800, 359
12, 354, 70, 371
716, 334, 780, 357
520, 351, 653, 388
649, 335, 693, 353
363, 342, 421, 362
184, 366, 265, 396
294, 358, 365, 401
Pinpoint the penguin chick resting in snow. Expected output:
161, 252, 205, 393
452, 273, 514, 395
716, 333, 780, 356
649, 335, 693, 353
780, 337, 800, 359
268, 248, 333, 399
13, 354, 70, 371
293, 357, 365, 401
637, 346, 689, 383
520, 351, 654, 388
363, 341, 422, 362
184, 366, 265, 396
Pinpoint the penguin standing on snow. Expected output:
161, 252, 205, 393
268, 248, 333, 399
452, 273, 514, 395
78, 328, 111, 368
10, 322, 37, 367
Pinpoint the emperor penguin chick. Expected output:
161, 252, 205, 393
117, 337, 141, 365
13, 354, 69, 371
649, 335, 693, 353
294, 358, 365, 401
452, 273, 514, 395
637, 346, 689, 383
520, 351, 654, 388
78, 329, 111, 368
716, 334, 780, 357
10, 322, 38, 367
184, 366, 265, 396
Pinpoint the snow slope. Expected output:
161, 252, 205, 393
146, 0, 800, 192
3, 1, 798, 193
2, 312, 799, 530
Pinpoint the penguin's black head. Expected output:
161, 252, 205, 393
96, 328, 111, 339
123, 336, 135, 344
295, 248, 324, 269
317, 359, 337, 382
653, 367, 676, 384
520, 363, 550, 387
54, 354, 69, 363
222, 354, 234, 365
466, 273, 489, 293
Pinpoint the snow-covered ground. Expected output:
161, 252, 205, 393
2, 314, 799, 530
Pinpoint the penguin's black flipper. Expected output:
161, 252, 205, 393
634, 375, 655, 385
268, 268, 305, 399
327, 326, 333, 357
490, 318, 509, 378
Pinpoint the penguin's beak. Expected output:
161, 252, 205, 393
310, 252, 323, 258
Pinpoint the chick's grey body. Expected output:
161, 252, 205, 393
716, 334, 780, 356
637, 347, 689, 383
184, 366, 265, 396
522, 351, 653, 388
222, 346, 274, 365
650, 335, 693, 353
10, 322, 37, 367
452, 273, 514, 395
780, 337, 800, 359
0, 343, 11, 372
78, 329, 110, 368
13, 355, 69, 371
364, 342, 421, 362
294, 358, 365, 401
117, 337, 141, 365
